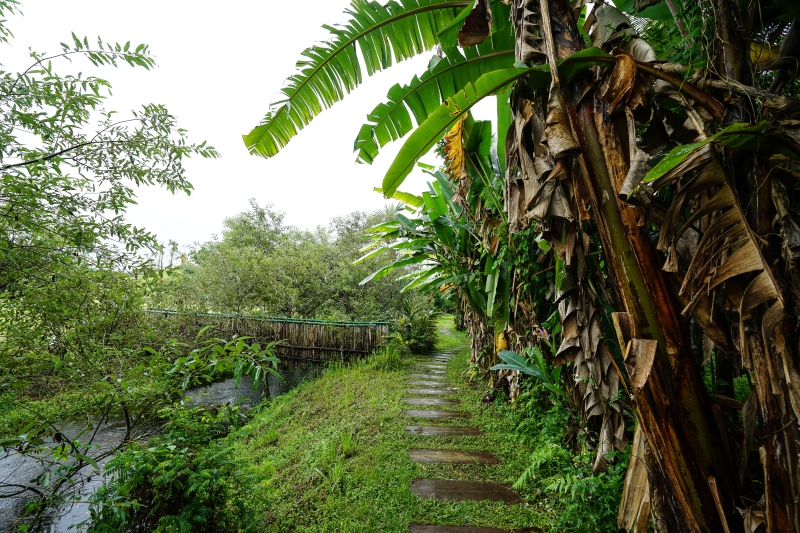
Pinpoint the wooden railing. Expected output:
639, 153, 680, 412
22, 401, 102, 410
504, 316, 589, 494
144, 310, 389, 362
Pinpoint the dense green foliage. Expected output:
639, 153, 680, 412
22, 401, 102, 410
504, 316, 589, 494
88, 405, 260, 533
149, 201, 414, 321
0, 5, 277, 529
510, 375, 629, 532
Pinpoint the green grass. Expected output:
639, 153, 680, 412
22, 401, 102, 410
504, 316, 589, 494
231, 315, 551, 532
434, 314, 467, 352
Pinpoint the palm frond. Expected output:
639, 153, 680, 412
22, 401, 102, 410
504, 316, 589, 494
244, 0, 473, 158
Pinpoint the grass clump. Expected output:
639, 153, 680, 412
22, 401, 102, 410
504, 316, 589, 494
371, 339, 408, 371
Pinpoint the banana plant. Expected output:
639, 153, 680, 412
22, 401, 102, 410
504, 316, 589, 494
491, 348, 565, 400
357, 115, 511, 321
356, 172, 483, 304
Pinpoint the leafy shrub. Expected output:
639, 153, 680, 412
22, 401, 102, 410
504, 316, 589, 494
512, 386, 629, 533
88, 405, 259, 533
395, 297, 439, 354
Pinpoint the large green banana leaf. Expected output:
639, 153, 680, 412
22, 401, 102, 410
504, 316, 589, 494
381, 47, 613, 197
359, 254, 427, 285
354, 32, 515, 164
371, 187, 425, 208
244, 0, 472, 158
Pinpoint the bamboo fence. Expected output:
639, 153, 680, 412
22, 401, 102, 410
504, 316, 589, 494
144, 310, 389, 362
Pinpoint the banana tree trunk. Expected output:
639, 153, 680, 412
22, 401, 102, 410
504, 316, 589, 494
536, 0, 742, 530
461, 293, 494, 371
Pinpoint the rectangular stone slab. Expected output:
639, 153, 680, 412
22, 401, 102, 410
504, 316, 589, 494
410, 526, 542, 533
407, 374, 446, 380
406, 380, 450, 386
418, 364, 447, 369
405, 425, 481, 436
411, 479, 522, 503
412, 369, 446, 374
402, 409, 471, 419
404, 388, 458, 395
408, 449, 499, 464
403, 398, 460, 406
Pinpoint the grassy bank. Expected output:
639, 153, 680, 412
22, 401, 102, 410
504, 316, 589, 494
231, 316, 552, 532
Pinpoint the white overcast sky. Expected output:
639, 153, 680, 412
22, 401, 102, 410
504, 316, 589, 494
5, 1, 494, 246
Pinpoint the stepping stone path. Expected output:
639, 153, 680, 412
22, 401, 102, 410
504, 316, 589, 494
400, 350, 524, 532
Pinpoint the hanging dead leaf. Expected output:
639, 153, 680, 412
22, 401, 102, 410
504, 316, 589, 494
589, 4, 638, 49
625, 339, 658, 389
619, 108, 652, 200
737, 495, 766, 533
544, 87, 579, 158
601, 51, 638, 115
458, 0, 492, 47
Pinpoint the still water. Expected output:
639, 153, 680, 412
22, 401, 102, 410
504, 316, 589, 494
0, 361, 323, 532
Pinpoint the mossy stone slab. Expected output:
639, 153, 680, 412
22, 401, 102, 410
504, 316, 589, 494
407, 374, 446, 380
412, 368, 446, 375
404, 388, 458, 395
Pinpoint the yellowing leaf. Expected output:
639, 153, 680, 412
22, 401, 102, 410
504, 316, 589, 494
443, 115, 468, 182
495, 329, 507, 354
